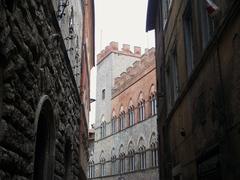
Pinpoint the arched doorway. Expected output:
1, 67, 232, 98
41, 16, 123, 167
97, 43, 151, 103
33, 95, 55, 180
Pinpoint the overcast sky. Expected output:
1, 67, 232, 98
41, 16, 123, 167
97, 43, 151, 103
89, 0, 155, 128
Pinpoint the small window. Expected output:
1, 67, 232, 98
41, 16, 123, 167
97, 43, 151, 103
102, 89, 105, 100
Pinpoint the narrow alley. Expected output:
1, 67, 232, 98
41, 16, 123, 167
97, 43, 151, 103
0, 0, 240, 180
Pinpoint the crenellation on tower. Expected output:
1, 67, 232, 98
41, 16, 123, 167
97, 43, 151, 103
112, 48, 155, 96
96, 42, 142, 64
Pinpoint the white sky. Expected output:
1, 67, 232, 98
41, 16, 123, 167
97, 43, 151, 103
89, 0, 155, 128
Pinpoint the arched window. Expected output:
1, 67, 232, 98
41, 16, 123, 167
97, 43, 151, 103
150, 94, 157, 116
119, 145, 125, 174
128, 141, 135, 172
111, 148, 117, 175
119, 107, 125, 131
138, 92, 145, 121
128, 106, 135, 126
100, 116, 106, 138
100, 151, 106, 176
138, 100, 145, 121
111, 155, 117, 175
150, 132, 158, 167
138, 137, 146, 170
33, 96, 55, 180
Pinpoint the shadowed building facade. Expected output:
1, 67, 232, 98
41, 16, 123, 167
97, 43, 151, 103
146, 0, 240, 180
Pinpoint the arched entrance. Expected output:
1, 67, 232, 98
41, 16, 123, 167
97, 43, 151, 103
33, 95, 55, 180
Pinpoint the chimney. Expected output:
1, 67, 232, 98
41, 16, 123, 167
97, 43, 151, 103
110, 41, 118, 50
134, 46, 141, 55
122, 44, 130, 52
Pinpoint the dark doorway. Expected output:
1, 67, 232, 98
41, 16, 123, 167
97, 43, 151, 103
33, 96, 55, 180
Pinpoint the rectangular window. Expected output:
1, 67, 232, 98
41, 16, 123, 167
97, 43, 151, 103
183, 1, 194, 77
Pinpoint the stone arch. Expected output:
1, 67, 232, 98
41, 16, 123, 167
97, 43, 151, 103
112, 109, 116, 117
100, 150, 105, 161
138, 136, 146, 148
33, 95, 55, 180
149, 132, 157, 147
149, 84, 156, 96
119, 144, 125, 154
119, 105, 125, 114
138, 91, 145, 101
128, 140, 135, 151
128, 98, 134, 107
111, 147, 116, 157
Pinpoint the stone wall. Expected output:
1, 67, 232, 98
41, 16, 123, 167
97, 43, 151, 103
0, 0, 86, 179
